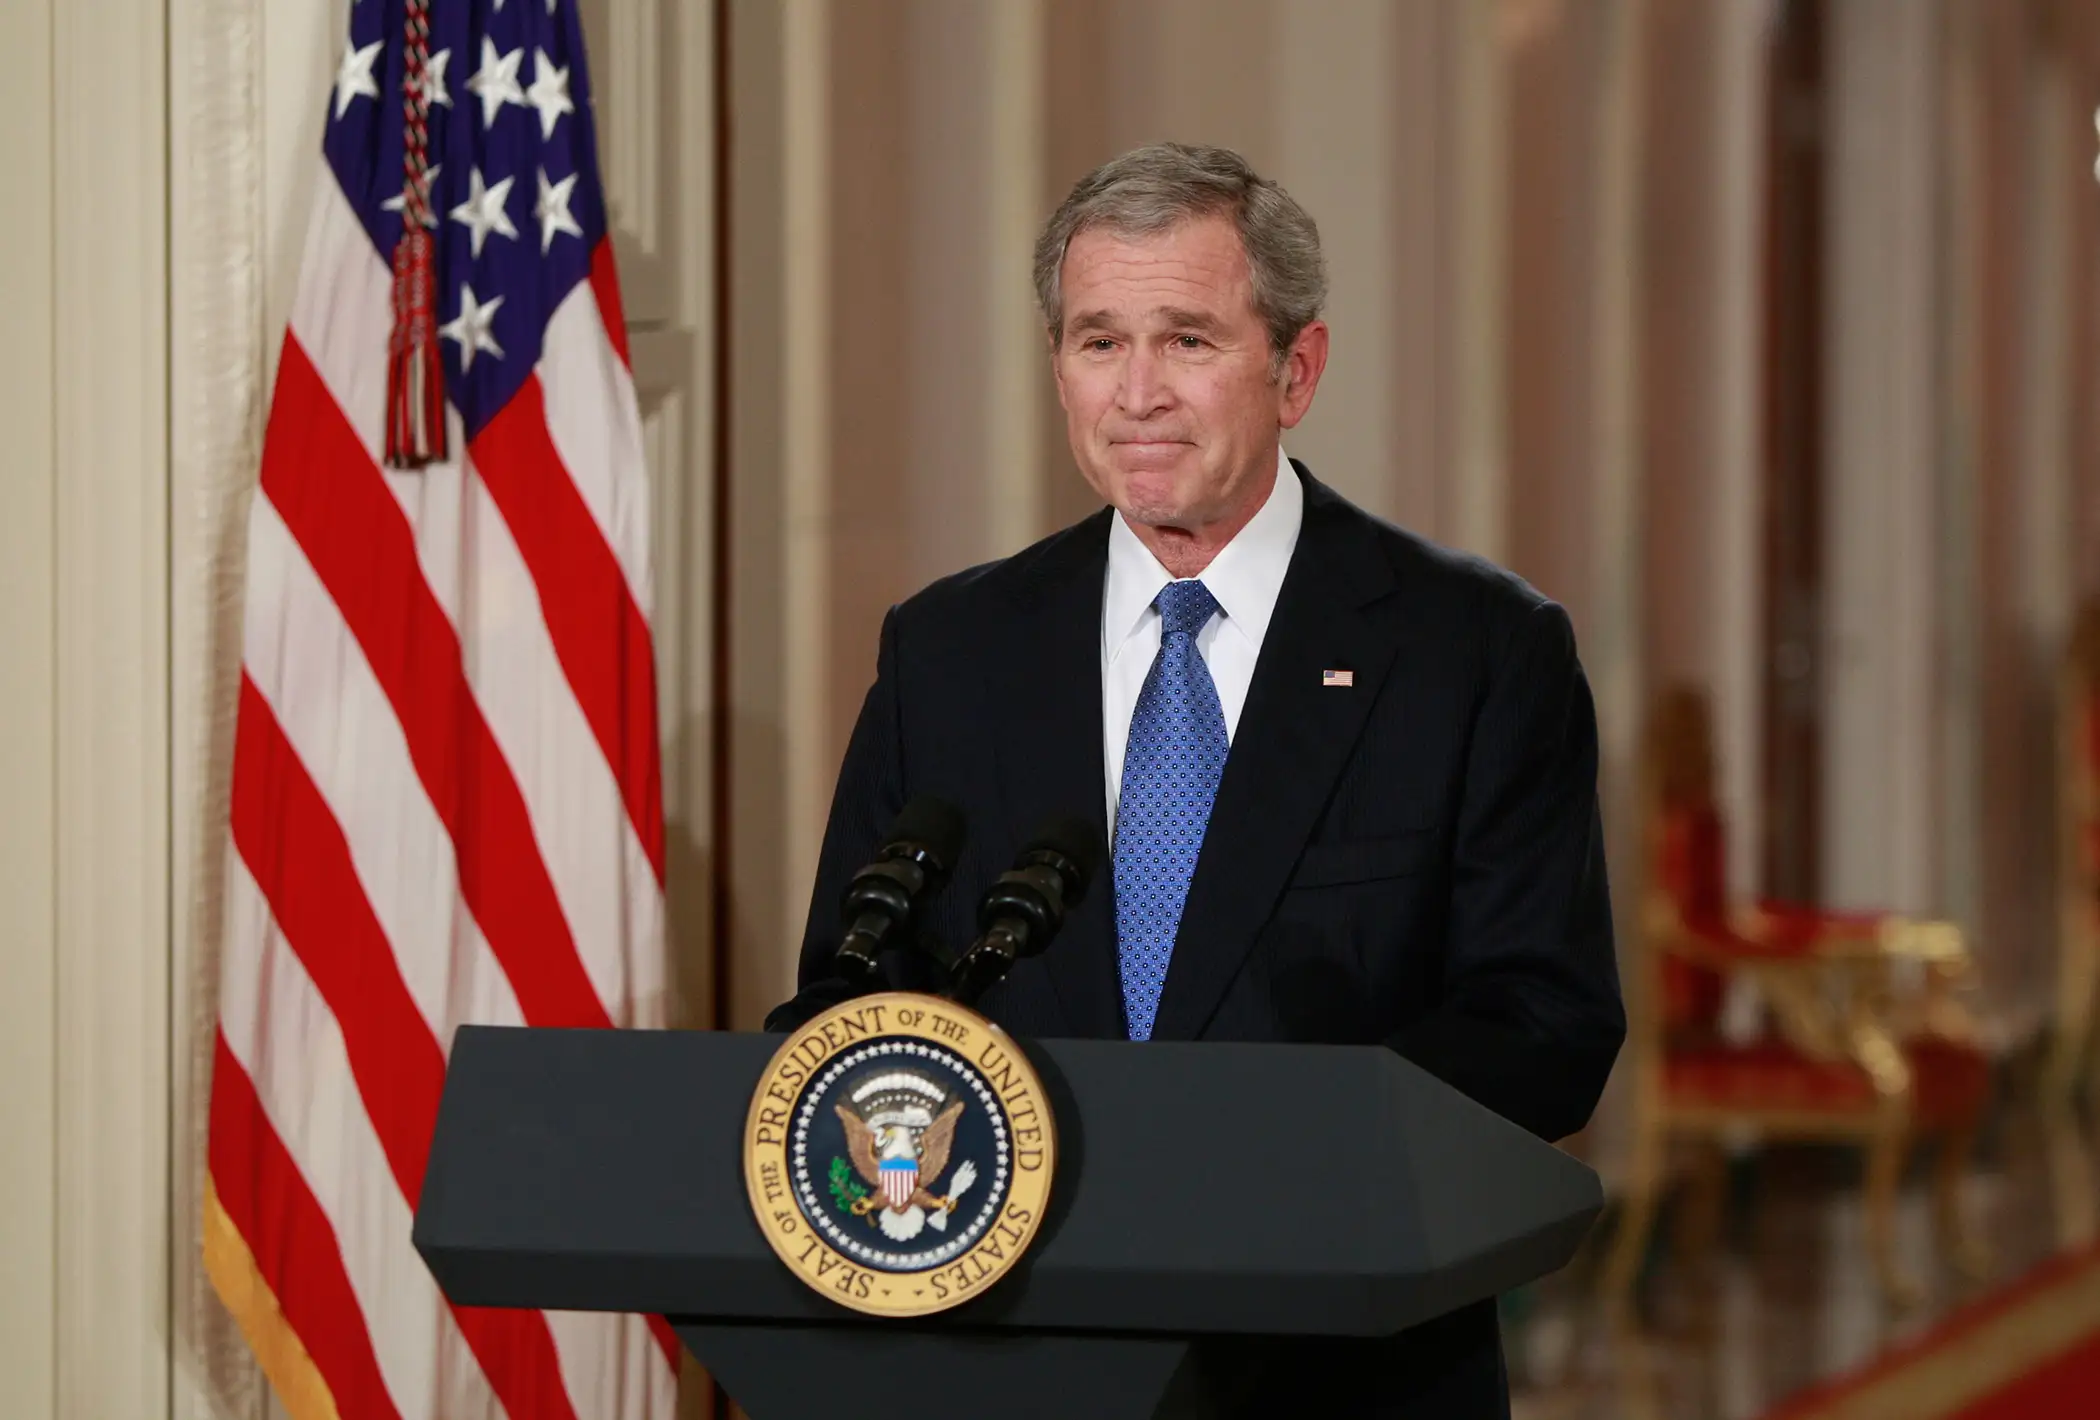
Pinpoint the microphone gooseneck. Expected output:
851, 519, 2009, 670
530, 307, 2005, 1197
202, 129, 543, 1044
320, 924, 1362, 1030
949, 817, 1105, 1006
831, 796, 968, 983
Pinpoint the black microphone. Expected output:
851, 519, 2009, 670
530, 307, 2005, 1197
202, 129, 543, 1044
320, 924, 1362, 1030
949, 817, 1105, 1006
831, 796, 968, 984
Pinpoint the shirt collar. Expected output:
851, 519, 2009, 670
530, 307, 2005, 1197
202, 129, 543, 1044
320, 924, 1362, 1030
1103, 446, 1304, 663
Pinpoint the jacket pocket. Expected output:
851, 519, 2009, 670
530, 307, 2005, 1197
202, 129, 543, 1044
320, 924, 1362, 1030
1286, 831, 1437, 889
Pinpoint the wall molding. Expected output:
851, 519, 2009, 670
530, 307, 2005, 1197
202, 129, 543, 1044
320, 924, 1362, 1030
1712, 0, 1766, 901
778, 0, 831, 1009
52, 0, 173, 1414
0, 0, 59, 1407
1821, 0, 1944, 913
985, 0, 1047, 554
1448, 0, 1510, 562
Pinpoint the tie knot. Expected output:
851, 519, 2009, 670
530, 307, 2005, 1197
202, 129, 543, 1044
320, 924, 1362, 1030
1154, 579, 1220, 640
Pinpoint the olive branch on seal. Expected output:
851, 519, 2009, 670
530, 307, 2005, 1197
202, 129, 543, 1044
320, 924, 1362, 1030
828, 1157, 870, 1213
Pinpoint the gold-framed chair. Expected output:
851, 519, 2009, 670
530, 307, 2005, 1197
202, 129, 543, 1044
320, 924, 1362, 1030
1601, 686, 1992, 1317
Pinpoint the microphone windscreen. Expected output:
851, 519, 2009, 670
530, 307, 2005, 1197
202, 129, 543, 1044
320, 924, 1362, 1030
1023, 816, 1106, 895
887, 795, 967, 870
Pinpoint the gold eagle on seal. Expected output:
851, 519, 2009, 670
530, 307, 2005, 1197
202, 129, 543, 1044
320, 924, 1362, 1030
835, 1071, 980, 1242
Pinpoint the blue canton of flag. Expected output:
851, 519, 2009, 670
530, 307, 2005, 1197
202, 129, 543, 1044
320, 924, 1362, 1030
332, 0, 612, 441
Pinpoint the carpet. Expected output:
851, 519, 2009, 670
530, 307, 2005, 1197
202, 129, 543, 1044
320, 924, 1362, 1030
1762, 1243, 2100, 1419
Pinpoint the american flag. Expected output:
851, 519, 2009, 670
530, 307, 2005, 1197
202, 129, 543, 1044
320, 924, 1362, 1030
202, 2, 678, 1417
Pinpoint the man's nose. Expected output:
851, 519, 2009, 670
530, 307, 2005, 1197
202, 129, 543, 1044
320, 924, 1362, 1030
1116, 346, 1172, 416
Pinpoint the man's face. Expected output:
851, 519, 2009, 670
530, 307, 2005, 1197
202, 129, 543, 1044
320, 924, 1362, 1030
1052, 215, 1325, 537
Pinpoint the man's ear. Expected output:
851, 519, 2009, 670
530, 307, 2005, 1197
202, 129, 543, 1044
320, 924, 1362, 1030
1278, 320, 1330, 431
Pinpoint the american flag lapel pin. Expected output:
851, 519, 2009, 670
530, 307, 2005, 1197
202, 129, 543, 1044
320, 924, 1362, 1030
1322, 668, 1355, 688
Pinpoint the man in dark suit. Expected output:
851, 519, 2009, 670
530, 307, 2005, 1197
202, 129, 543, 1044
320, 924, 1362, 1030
775, 143, 1624, 1418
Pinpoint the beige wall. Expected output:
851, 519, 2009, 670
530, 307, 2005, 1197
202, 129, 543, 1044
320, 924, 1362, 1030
1, 0, 170, 1412
0, 0, 59, 1404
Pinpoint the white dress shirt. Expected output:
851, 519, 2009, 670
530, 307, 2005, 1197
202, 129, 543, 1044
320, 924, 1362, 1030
1102, 447, 1304, 833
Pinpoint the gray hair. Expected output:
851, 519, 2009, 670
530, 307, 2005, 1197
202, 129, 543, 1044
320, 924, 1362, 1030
1033, 142, 1328, 367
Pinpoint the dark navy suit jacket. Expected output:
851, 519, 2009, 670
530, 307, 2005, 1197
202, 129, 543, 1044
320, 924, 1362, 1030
781, 463, 1625, 1418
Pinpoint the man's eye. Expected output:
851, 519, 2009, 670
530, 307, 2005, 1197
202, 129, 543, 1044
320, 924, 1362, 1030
1087, 338, 1116, 352
1174, 335, 1205, 350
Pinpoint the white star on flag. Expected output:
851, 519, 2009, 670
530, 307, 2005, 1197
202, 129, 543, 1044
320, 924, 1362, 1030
381, 163, 442, 228
334, 38, 382, 120
527, 49, 575, 141
450, 166, 519, 258
416, 48, 453, 109
439, 283, 505, 371
535, 167, 584, 252
466, 36, 526, 129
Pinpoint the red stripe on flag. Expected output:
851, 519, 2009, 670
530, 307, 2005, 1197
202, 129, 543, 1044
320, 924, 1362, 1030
231, 675, 586, 1420
208, 1032, 403, 1420
470, 376, 666, 883
259, 336, 612, 1030
230, 672, 446, 1195
588, 238, 632, 370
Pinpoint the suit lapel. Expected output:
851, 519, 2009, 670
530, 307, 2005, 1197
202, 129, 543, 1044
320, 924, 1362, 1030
982, 510, 1124, 1037
1147, 471, 1403, 1041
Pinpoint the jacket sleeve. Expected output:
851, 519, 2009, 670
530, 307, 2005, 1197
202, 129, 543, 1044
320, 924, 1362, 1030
1382, 600, 1627, 1141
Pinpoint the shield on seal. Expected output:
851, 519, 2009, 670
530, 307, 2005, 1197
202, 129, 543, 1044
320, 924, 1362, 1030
879, 1158, 918, 1209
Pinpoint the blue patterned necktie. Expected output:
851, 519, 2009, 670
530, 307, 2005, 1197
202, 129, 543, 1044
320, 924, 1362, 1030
1114, 579, 1228, 1041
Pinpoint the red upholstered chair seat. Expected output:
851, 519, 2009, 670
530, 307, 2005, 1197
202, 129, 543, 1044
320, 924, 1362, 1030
1653, 803, 1990, 1127
1664, 1041, 1877, 1112
1664, 1036, 1990, 1123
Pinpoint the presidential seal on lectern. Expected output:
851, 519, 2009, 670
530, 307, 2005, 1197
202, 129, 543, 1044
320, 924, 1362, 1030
744, 992, 1056, 1318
